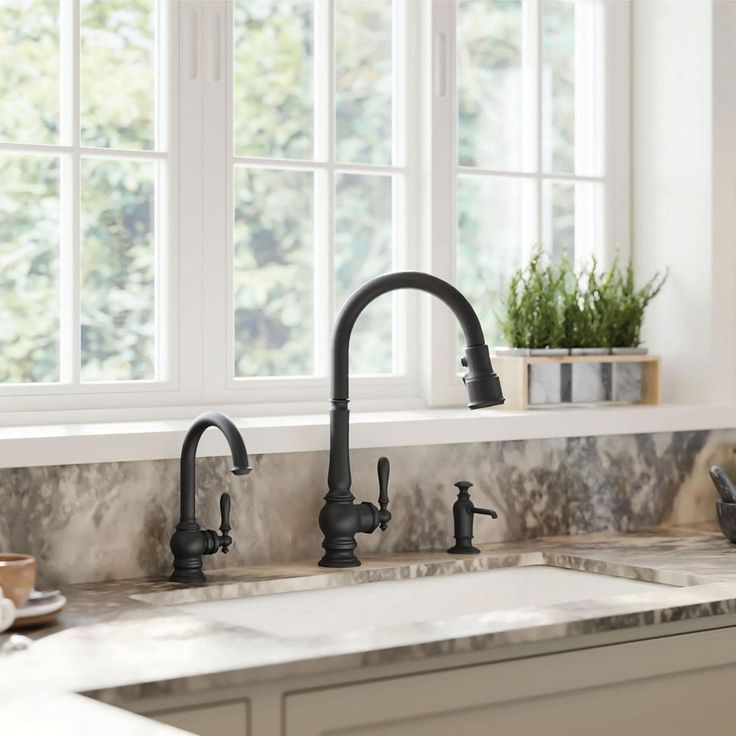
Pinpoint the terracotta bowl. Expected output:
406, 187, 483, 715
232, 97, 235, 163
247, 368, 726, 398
0, 554, 36, 607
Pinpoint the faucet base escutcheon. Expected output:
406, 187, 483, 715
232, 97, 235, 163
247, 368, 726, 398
318, 495, 388, 567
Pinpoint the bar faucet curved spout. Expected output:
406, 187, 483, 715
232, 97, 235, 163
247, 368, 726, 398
319, 271, 504, 568
171, 412, 252, 583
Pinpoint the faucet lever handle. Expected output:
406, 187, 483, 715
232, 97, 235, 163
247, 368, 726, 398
219, 492, 232, 553
377, 456, 391, 531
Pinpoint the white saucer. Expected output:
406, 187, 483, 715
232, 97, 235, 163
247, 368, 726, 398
15, 594, 66, 620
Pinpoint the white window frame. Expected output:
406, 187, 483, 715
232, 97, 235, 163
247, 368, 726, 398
0, 0, 181, 413
425, 0, 631, 407
0, 0, 629, 424
197, 0, 424, 407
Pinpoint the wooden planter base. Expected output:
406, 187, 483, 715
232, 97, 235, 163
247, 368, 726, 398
492, 354, 661, 410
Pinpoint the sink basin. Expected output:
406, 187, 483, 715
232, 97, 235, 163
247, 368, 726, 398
169, 565, 674, 638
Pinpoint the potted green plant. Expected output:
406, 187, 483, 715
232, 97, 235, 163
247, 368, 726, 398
600, 263, 668, 354
565, 259, 615, 402
601, 263, 667, 402
497, 250, 567, 356
496, 250, 567, 404
493, 251, 667, 409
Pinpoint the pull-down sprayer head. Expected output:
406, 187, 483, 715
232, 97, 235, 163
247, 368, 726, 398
462, 344, 505, 409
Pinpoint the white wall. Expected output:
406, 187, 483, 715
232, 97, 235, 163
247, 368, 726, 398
710, 0, 736, 406
632, 0, 736, 405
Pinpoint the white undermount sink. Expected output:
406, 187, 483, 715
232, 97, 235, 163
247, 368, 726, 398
169, 565, 674, 639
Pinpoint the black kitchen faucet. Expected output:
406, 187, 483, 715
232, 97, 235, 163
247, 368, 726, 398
170, 412, 251, 583
318, 271, 505, 568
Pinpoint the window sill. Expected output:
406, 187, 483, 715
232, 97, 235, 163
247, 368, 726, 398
0, 404, 734, 470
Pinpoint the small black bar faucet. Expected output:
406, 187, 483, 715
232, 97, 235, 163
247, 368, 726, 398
170, 412, 252, 583
318, 271, 505, 567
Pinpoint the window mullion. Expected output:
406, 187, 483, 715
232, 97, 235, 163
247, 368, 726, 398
425, 0, 460, 406
523, 0, 541, 258
178, 1, 207, 399
154, 0, 173, 383
201, 0, 230, 393
325, 0, 335, 378
605, 0, 631, 265
313, 0, 333, 378
59, 0, 80, 385
391, 0, 408, 376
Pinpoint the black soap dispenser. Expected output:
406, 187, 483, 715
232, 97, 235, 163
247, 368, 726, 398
447, 481, 497, 555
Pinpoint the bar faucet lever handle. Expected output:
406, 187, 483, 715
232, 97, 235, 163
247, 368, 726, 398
377, 456, 391, 530
219, 492, 232, 553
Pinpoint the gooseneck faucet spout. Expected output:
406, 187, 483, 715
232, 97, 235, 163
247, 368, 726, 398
319, 271, 504, 567
171, 412, 252, 583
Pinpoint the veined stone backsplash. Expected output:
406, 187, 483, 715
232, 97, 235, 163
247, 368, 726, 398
0, 429, 733, 586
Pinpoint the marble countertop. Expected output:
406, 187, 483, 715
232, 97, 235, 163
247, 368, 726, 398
4, 524, 736, 733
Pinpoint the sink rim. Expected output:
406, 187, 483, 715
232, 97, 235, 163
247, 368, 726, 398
132, 551, 706, 610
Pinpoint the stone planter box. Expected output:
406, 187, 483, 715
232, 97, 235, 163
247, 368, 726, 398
491, 349, 661, 410
570, 348, 609, 403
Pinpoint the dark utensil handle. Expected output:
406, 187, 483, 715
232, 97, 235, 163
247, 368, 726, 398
710, 466, 736, 503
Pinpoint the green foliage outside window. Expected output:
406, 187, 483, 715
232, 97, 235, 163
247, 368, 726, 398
0, 0, 156, 384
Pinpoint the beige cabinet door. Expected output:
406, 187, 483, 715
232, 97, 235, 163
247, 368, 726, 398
151, 700, 249, 736
289, 666, 736, 736
285, 628, 736, 736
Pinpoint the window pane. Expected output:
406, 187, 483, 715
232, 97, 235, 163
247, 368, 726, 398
80, 0, 156, 150
458, 0, 527, 171
335, 173, 392, 375
234, 168, 314, 377
542, 0, 603, 175
457, 176, 533, 349
0, 155, 60, 383
0, 0, 60, 144
542, 179, 603, 264
335, 0, 392, 165
233, 0, 313, 159
80, 158, 156, 382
